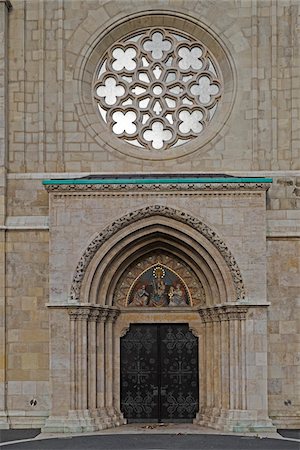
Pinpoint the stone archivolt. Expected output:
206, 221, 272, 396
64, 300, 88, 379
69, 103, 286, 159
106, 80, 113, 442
69, 205, 245, 304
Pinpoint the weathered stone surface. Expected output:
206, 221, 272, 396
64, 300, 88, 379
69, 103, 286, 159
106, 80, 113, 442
0, 0, 299, 432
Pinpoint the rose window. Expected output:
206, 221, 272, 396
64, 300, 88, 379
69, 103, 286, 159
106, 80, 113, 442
94, 28, 222, 152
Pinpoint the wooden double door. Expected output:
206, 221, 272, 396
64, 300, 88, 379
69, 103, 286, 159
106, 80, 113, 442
120, 323, 199, 422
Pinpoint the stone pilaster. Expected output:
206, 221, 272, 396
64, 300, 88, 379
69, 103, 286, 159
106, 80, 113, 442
0, 0, 11, 430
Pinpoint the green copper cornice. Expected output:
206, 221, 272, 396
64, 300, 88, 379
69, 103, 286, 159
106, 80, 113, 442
43, 177, 272, 186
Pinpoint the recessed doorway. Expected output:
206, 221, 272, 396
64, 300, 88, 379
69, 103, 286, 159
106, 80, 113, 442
120, 323, 199, 423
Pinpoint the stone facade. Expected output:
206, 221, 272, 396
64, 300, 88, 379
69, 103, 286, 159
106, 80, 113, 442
0, 0, 299, 432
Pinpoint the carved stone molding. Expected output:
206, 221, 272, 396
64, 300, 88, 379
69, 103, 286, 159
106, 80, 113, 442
89, 310, 100, 322
221, 305, 248, 321
67, 305, 120, 322
45, 182, 270, 194
69, 205, 246, 303
198, 305, 249, 323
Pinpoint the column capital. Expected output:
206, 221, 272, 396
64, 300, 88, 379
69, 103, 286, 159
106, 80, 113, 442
198, 308, 212, 323
68, 308, 79, 321
89, 309, 99, 322
98, 308, 109, 322
106, 308, 120, 323
221, 305, 248, 321
198, 305, 249, 323
67, 306, 91, 320
0, 1, 12, 11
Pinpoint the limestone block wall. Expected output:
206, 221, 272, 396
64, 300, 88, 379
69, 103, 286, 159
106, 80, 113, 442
6, 0, 300, 173
0, 0, 299, 430
267, 240, 300, 428
5, 230, 49, 427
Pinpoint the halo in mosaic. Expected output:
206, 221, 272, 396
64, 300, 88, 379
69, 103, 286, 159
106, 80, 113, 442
93, 28, 223, 152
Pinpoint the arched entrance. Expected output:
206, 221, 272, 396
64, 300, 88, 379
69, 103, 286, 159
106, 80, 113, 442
44, 204, 274, 434
66, 205, 246, 430
120, 323, 199, 423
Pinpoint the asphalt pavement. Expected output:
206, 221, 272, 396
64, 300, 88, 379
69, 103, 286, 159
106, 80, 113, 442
0, 433, 300, 450
1, 424, 300, 450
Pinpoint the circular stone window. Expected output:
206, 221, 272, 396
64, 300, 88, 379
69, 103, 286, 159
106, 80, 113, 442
94, 28, 222, 152
76, 14, 236, 160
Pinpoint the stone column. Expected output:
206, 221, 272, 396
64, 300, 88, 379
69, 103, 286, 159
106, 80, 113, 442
212, 313, 221, 413
197, 304, 264, 431
0, 0, 11, 430
226, 306, 248, 411
65, 307, 97, 433
196, 309, 211, 425
96, 309, 110, 427
45, 305, 123, 433
111, 311, 125, 425
199, 321, 207, 420
240, 317, 247, 410
105, 309, 119, 424
88, 310, 99, 411
205, 314, 213, 412
219, 310, 230, 411
69, 310, 77, 411
228, 314, 238, 409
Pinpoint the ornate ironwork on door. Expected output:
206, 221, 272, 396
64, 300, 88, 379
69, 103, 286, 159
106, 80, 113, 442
120, 324, 198, 422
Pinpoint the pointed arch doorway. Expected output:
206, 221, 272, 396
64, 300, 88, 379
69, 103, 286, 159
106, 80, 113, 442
120, 323, 199, 423
43, 202, 274, 433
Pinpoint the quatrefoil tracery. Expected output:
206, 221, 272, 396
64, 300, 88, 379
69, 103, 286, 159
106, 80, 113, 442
94, 28, 223, 151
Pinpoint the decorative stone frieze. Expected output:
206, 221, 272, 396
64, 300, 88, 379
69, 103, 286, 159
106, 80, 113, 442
44, 182, 271, 193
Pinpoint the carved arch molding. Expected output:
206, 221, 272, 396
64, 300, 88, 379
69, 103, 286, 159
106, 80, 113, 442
70, 205, 245, 303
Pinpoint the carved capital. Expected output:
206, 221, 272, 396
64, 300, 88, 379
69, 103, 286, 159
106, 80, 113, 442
98, 309, 109, 322
89, 309, 99, 322
75, 307, 90, 321
106, 309, 120, 323
223, 305, 248, 321
68, 308, 79, 321
198, 308, 212, 323
198, 305, 248, 323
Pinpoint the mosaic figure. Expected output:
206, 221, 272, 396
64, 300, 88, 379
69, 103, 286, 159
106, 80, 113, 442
127, 264, 190, 307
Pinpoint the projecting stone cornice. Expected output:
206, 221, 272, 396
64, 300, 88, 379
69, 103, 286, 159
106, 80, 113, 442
43, 176, 272, 194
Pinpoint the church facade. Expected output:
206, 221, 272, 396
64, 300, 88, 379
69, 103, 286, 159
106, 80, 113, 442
0, 0, 299, 433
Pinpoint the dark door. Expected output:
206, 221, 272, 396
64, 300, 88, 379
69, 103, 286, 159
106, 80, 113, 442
120, 323, 198, 422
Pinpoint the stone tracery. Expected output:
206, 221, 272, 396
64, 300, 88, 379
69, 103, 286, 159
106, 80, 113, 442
94, 28, 222, 151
